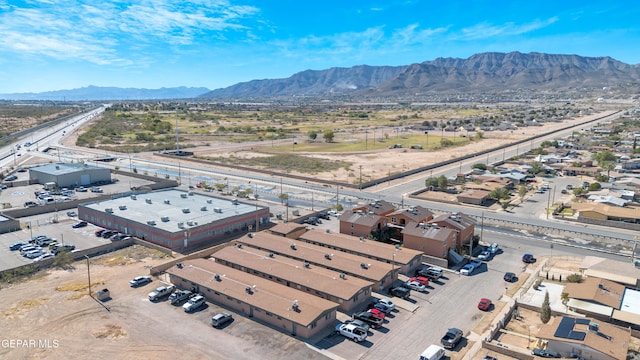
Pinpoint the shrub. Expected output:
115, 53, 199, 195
566, 273, 583, 283
533, 279, 542, 290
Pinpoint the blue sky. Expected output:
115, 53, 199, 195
0, 0, 638, 93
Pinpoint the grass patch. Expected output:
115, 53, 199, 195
94, 324, 127, 339
56, 280, 106, 300
92, 245, 170, 267
3, 297, 49, 317
264, 135, 470, 153
202, 153, 350, 174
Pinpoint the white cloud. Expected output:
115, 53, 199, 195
458, 17, 559, 41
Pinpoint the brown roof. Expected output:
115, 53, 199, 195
298, 228, 423, 265
401, 223, 457, 241
212, 245, 372, 301
537, 316, 629, 360
386, 206, 434, 223
238, 232, 393, 283
339, 211, 384, 227
267, 222, 307, 236
457, 189, 490, 200
166, 258, 338, 326
352, 199, 396, 215
464, 182, 504, 191
571, 202, 640, 219
564, 277, 624, 309
430, 212, 476, 231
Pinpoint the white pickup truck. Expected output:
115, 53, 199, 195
335, 323, 367, 342
147, 285, 175, 301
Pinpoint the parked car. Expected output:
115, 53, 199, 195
503, 272, 517, 282
460, 263, 476, 276
66, 211, 77, 217
33, 253, 54, 262
369, 302, 393, 314
409, 276, 429, 287
367, 308, 386, 320
95, 229, 106, 237
304, 217, 320, 225
28, 235, 48, 244
522, 254, 536, 263
531, 348, 561, 358
211, 312, 233, 328
415, 266, 443, 280
9, 242, 28, 251
76, 186, 87, 192
389, 286, 411, 299
4, 175, 18, 181
183, 295, 206, 312
317, 212, 330, 220
24, 201, 37, 208
352, 311, 383, 328
90, 187, 103, 193
376, 298, 396, 311
478, 298, 492, 311
404, 280, 427, 292
440, 328, 463, 349
335, 323, 367, 342
169, 290, 193, 305
345, 319, 370, 332
72, 221, 87, 228
477, 250, 491, 260
52, 244, 75, 255
25, 250, 45, 259
129, 275, 152, 287
147, 285, 175, 301
482, 356, 498, 360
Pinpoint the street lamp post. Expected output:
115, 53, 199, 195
359, 165, 363, 190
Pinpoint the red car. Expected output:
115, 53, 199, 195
478, 298, 492, 311
409, 276, 429, 287
367, 308, 386, 320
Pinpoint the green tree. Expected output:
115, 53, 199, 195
600, 161, 615, 178
471, 163, 487, 171
436, 175, 448, 191
540, 291, 551, 324
278, 192, 289, 204
518, 185, 528, 201
308, 130, 318, 141
591, 150, 617, 165
489, 187, 511, 201
588, 182, 601, 191
529, 161, 545, 175
322, 130, 334, 143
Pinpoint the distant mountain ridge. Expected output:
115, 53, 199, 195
201, 51, 640, 98
0, 85, 211, 101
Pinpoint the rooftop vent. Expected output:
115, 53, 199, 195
206, 199, 213, 204
177, 222, 184, 228
147, 220, 156, 226
164, 199, 170, 204
245, 286, 253, 294
118, 205, 127, 210
236, 243, 243, 249
176, 262, 183, 269
200, 206, 207, 211
339, 273, 346, 279
130, 195, 137, 200
360, 262, 369, 269
247, 233, 253, 238
180, 193, 188, 199
303, 261, 310, 268
161, 216, 170, 222
105, 208, 113, 213
290, 243, 297, 250
356, 210, 364, 215
292, 300, 299, 312
589, 322, 600, 332
268, 252, 274, 258
214, 207, 222, 213
214, 274, 221, 281
145, 198, 152, 204
182, 208, 190, 213
325, 229, 331, 234
186, 220, 197, 226
324, 253, 332, 260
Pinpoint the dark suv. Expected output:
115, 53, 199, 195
317, 212, 330, 220
389, 286, 411, 299
352, 311, 383, 328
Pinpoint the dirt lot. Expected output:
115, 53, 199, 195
0, 246, 331, 360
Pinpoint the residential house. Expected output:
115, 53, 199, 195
571, 202, 640, 224
352, 199, 396, 216
339, 210, 388, 239
428, 212, 476, 250
456, 189, 490, 205
402, 222, 457, 259
385, 205, 433, 227
536, 316, 629, 360
267, 222, 308, 239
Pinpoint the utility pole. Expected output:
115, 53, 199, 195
546, 187, 552, 219
359, 165, 363, 190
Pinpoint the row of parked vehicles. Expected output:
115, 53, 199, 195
8, 234, 76, 261
129, 275, 234, 328
335, 298, 397, 342
95, 229, 132, 241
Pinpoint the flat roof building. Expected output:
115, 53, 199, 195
298, 229, 423, 275
167, 258, 338, 339
29, 163, 111, 188
212, 245, 373, 312
79, 189, 270, 251
238, 232, 396, 291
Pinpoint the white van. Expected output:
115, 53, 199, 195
419, 344, 445, 360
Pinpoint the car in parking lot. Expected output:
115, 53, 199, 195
352, 311, 383, 328
415, 265, 443, 280
66, 211, 77, 217
531, 348, 561, 358
4, 175, 18, 181
488, 243, 499, 254
409, 276, 429, 287
52, 244, 75, 255
20, 245, 41, 255
404, 280, 427, 292
345, 319, 370, 332
317, 212, 330, 220
72, 221, 87, 228
90, 187, 103, 193
33, 253, 54, 262
183, 295, 206, 312
478, 298, 492, 311
76, 186, 87, 192
335, 322, 367, 342
440, 328, 463, 349
376, 298, 395, 311
9, 242, 28, 251
25, 250, 46, 259
28, 235, 48, 244
477, 250, 491, 260
522, 253, 536, 263
389, 286, 411, 299
460, 263, 476, 276
129, 275, 152, 287
367, 301, 393, 314
504, 272, 517, 282
367, 308, 386, 320
211, 312, 233, 328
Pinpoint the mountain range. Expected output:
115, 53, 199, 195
2, 52, 639, 101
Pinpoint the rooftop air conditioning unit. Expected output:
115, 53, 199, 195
186, 220, 194, 226
206, 199, 213, 204
245, 286, 252, 294
339, 273, 346, 279
180, 193, 188, 198
177, 222, 184, 228
325, 229, 330, 234
360, 262, 368, 269
164, 199, 170, 204
292, 300, 299, 311
188, 191, 194, 196
290, 244, 297, 250
268, 252, 274, 258
214, 274, 221, 281
182, 208, 190, 213
214, 207, 222, 213
145, 198, 152, 204
161, 216, 170, 222
118, 205, 127, 210
247, 233, 253, 238
147, 220, 156, 226
303, 261, 310, 268
200, 206, 207, 211
130, 195, 137, 200
356, 210, 364, 215
324, 253, 331, 260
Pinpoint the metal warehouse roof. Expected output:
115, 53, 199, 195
31, 162, 105, 175
82, 189, 264, 233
